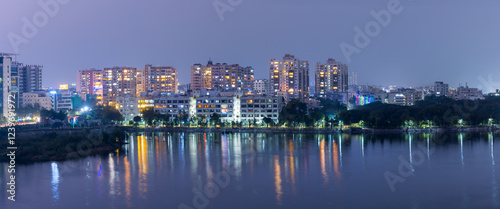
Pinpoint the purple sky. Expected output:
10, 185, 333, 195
1, 0, 500, 92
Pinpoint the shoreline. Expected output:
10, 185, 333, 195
11, 126, 500, 137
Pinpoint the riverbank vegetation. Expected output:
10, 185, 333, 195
0, 128, 126, 164
336, 96, 500, 129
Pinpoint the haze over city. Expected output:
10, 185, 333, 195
1, 0, 500, 90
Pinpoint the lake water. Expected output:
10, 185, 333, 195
1, 131, 499, 209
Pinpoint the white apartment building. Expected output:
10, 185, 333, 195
454, 85, 484, 100
116, 96, 141, 121
152, 90, 284, 123
252, 79, 270, 95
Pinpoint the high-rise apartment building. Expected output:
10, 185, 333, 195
143, 65, 178, 93
191, 60, 254, 92
102, 67, 137, 106
136, 69, 144, 96
0, 55, 13, 119
76, 69, 103, 104
315, 58, 348, 98
269, 54, 309, 101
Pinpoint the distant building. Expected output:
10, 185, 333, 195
116, 96, 140, 122
348, 72, 358, 86
23, 92, 52, 110
143, 65, 178, 93
270, 54, 309, 102
15, 62, 43, 107
434, 81, 449, 96
136, 69, 145, 96
386, 88, 423, 106
76, 69, 103, 104
190, 60, 254, 92
315, 58, 348, 98
488, 89, 500, 97
387, 92, 406, 106
178, 83, 191, 94
252, 79, 270, 95
153, 90, 284, 123
1, 55, 14, 119
51, 90, 74, 111
454, 85, 484, 100
102, 67, 137, 106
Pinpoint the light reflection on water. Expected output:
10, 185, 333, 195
51, 162, 60, 202
0, 132, 499, 209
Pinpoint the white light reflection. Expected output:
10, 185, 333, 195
108, 155, 116, 196
409, 134, 414, 172
51, 162, 60, 202
489, 132, 498, 206
459, 133, 464, 167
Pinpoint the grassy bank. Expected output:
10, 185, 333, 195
0, 128, 126, 164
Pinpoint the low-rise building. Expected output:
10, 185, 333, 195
22, 92, 52, 110
454, 85, 484, 100
152, 90, 284, 123
116, 96, 141, 121
252, 79, 270, 95
488, 89, 500, 97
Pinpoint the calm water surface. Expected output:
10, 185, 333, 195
1, 132, 499, 209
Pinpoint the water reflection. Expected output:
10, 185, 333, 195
274, 156, 282, 205
320, 138, 328, 184
332, 138, 342, 180
51, 162, 60, 202
124, 156, 132, 207
489, 132, 498, 206
137, 135, 148, 198
5, 132, 500, 209
459, 133, 464, 167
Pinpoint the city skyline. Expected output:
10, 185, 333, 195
1, 1, 499, 90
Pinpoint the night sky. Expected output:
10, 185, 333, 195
1, 0, 499, 92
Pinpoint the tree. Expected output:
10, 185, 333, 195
278, 99, 308, 127
141, 107, 169, 126
133, 116, 142, 124
263, 117, 274, 128
210, 113, 221, 126
141, 107, 156, 125
100, 106, 124, 124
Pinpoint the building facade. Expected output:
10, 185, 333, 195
0, 55, 13, 119
454, 85, 484, 100
315, 58, 348, 98
152, 90, 284, 123
116, 96, 141, 122
76, 69, 103, 104
102, 67, 137, 106
191, 60, 254, 92
434, 81, 449, 97
269, 54, 309, 101
14, 62, 43, 107
136, 69, 144, 96
252, 79, 270, 95
143, 65, 178, 93
22, 92, 52, 110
